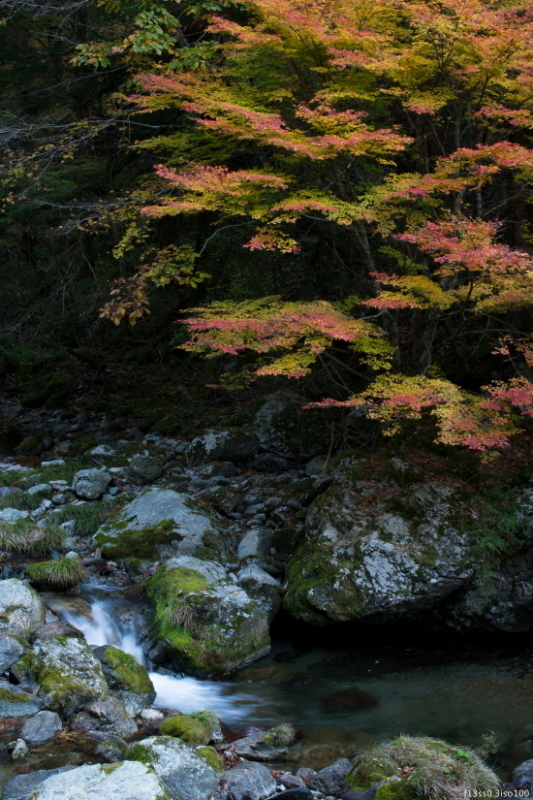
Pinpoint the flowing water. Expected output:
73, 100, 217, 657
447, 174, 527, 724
57, 586, 533, 779
2, 584, 533, 785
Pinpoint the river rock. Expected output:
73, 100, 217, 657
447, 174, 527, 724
94, 644, 156, 715
188, 429, 259, 466
72, 468, 111, 500
229, 730, 289, 762
94, 488, 231, 562
1, 767, 77, 800
237, 564, 281, 622
28, 760, 169, 800
221, 761, 277, 800
28, 636, 109, 718
309, 759, 352, 798
0, 678, 43, 717
126, 454, 164, 485
71, 696, 137, 738
146, 556, 270, 677
129, 735, 219, 800
0, 635, 26, 671
283, 457, 482, 625
0, 579, 45, 638
21, 710, 62, 745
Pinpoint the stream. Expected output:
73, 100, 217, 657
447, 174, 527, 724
43, 585, 533, 780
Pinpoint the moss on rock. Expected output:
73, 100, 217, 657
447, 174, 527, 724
196, 745, 223, 771
99, 645, 153, 694
28, 556, 85, 590
160, 711, 218, 745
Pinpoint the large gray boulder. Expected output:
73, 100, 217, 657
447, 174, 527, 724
284, 457, 481, 625
0, 578, 45, 638
188, 429, 259, 467
28, 761, 169, 800
26, 636, 109, 717
1, 767, 77, 800
93, 488, 231, 561
146, 556, 270, 677
129, 735, 219, 800
72, 468, 111, 500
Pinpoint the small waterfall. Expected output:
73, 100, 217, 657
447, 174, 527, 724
60, 593, 255, 723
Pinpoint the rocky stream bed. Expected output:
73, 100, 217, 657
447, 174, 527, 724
1, 394, 533, 798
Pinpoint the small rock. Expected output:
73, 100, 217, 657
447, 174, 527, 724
139, 708, 164, 721
8, 738, 29, 760
278, 774, 305, 789
72, 468, 111, 500
238, 528, 273, 559
0, 508, 29, 523
0, 635, 25, 672
28, 484, 53, 495
21, 710, 62, 745
126, 454, 164, 485
41, 459, 65, 467
222, 761, 277, 800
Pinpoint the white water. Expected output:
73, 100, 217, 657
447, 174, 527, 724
61, 596, 254, 723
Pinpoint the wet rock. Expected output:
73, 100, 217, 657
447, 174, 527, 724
72, 696, 137, 738
0, 678, 43, 717
221, 761, 277, 800
188, 430, 260, 467
0, 578, 45, 638
21, 710, 62, 745
126, 454, 164, 485
297, 769, 316, 785
32, 620, 85, 641
238, 528, 273, 560
8, 738, 29, 760
129, 735, 219, 800
229, 730, 289, 762
310, 759, 352, 798
146, 556, 270, 678
28, 760, 168, 800
94, 488, 231, 562
237, 564, 281, 622
0, 635, 26, 672
29, 636, 108, 718
273, 790, 312, 800
1, 766, 77, 800
511, 758, 533, 788
72, 468, 111, 500
94, 645, 156, 716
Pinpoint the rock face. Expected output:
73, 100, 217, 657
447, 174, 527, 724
146, 556, 270, 677
0, 578, 45, 638
27, 636, 109, 717
188, 430, 260, 467
94, 645, 156, 716
72, 468, 111, 500
284, 457, 480, 625
93, 488, 231, 562
29, 760, 169, 800
129, 735, 219, 800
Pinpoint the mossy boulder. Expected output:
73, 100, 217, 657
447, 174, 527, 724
160, 711, 219, 745
94, 488, 231, 562
284, 458, 481, 626
196, 746, 223, 772
0, 677, 43, 716
94, 645, 156, 715
347, 735, 500, 799
145, 556, 270, 678
26, 636, 109, 718
28, 760, 170, 800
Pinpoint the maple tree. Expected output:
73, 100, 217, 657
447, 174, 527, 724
102, 0, 533, 450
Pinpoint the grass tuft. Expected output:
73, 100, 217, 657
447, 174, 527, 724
27, 556, 85, 589
0, 520, 65, 554
263, 722, 296, 747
